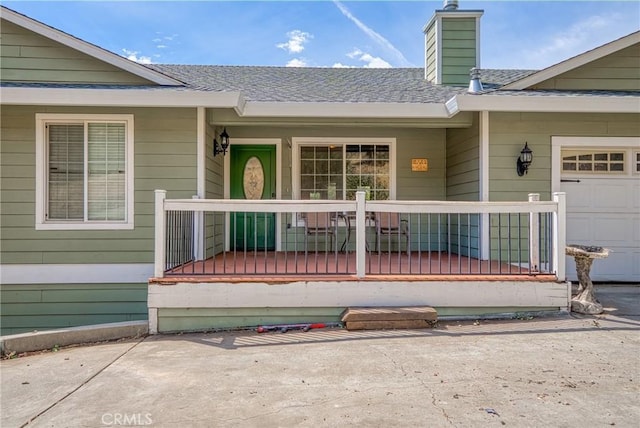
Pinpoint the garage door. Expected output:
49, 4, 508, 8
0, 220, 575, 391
560, 148, 640, 283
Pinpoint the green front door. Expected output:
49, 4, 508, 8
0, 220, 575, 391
230, 145, 276, 250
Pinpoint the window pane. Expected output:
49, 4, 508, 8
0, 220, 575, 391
594, 163, 607, 171
610, 153, 624, 161
48, 124, 84, 220
578, 163, 592, 171
563, 162, 577, 171
610, 163, 624, 172
300, 143, 390, 200
300, 145, 345, 199
594, 153, 608, 161
87, 123, 125, 221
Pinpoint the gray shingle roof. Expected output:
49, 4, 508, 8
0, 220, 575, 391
145, 65, 538, 103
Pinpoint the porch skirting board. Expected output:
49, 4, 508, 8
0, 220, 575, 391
148, 280, 570, 333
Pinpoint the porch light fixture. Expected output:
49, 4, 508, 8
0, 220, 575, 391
213, 128, 230, 157
516, 142, 533, 176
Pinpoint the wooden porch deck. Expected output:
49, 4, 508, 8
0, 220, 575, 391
155, 251, 557, 283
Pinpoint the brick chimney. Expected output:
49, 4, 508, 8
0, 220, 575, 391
423, 0, 483, 86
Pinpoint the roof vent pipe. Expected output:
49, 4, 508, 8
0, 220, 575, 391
468, 68, 483, 93
443, 0, 459, 10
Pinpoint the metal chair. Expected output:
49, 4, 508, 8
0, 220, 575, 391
374, 212, 410, 255
303, 212, 336, 251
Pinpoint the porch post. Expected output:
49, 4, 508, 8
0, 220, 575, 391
553, 192, 567, 281
355, 191, 366, 278
154, 190, 167, 278
192, 195, 204, 260
528, 193, 540, 273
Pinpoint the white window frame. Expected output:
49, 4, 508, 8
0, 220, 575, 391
35, 113, 135, 230
560, 149, 627, 175
291, 137, 396, 200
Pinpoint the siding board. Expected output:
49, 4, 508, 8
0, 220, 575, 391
488, 112, 640, 201
0, 105, 198, 265
0, 282, 148, 334
532, 43, 640, 91
0, 19, 153, 85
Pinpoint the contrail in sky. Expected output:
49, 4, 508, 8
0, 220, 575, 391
333, 0, 414, 67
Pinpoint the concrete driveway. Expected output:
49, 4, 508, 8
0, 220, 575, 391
1, 285, 638, 428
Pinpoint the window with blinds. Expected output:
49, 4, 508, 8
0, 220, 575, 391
46, 121, 126, 222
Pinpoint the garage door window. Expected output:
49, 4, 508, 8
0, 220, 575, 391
562, 150, 625, 173
635, 152, 640, 174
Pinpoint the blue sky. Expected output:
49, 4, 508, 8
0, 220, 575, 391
3, 1, 639, 70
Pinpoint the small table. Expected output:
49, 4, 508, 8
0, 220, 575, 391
339, 213, 373, 252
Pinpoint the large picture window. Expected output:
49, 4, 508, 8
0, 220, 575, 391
294, 138, 395, 200
36, 114, 134, 230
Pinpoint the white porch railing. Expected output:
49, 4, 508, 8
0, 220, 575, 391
154, 190, 566, 280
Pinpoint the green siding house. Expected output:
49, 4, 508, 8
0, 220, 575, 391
1, 4, 638, 335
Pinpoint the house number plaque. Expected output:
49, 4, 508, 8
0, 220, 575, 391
411, 158, 428, 172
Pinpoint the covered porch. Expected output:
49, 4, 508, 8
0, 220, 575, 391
148, 191, 569, 333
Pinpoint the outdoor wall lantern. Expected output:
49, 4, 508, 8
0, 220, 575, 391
516, 142, 533, 176
213, 128, 230, 157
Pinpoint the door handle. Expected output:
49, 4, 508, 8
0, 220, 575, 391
561, 179, 581, 183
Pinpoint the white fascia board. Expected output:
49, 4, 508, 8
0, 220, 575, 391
451, 94, 640, 114
503, 31, 640, 90
0, 263, 153, 284
1, 6, 183, 86
241, 102, 451, 118
0, 87, 243, 108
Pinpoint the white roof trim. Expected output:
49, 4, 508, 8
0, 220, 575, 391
448, 93, 640, 115
503, 31, 640, 90
1, 6, 183, 86
241, 101, 450, 118
0, 87, 243, 108
0, 86, 452, 118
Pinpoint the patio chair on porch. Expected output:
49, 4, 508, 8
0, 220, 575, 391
374, 212, 410, 255
303, 212, 337, 252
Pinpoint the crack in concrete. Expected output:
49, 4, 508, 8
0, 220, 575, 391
19, 338, 146, 428
431, 391, 453, 425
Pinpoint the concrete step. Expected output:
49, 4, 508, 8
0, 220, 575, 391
341, 306, 437, 330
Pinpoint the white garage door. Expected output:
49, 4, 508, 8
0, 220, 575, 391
560, 148, 640, 283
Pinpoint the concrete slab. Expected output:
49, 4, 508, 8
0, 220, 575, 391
0, 340, 142, 427
0, 285, 637, 427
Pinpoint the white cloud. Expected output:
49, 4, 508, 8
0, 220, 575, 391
333, 1, 412, 67
332, 63, 355, 68
286, 58, 308, 67
157, 45, 167, 49
277, 30, 313, 54
122, 48, 152, 64
344, 49, 392, 68
530, 15, 612, 64
501, 12, 635, 69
